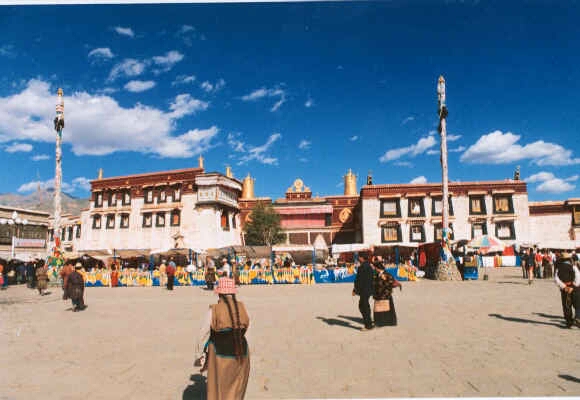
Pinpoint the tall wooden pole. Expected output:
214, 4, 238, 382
436, 76, 461, 280
437, 76, 449, 235
54, 88, 64, 244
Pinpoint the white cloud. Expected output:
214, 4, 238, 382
427, 149, 439, 155
31, 154, 50, 161
172, 75, 196, 86
176, 25, 197, 46
298, 139, 311, 150
18, 176, 92, 194
168, 94, 208, 119
124, 80, 156, 93
228, 133, 281, 165
379, 135, 437, 162
241, 87, 286, 112
152, 50, 184, 74
5, 142, 33, 153
305, 98, 314, 108
108, 58, 147, 81
449, 146, 466, 153
350, 135, 359, 142
525, 171, 577, 194
178, 25, 195, 34
402, 116, 415, 125
114, 26, 134, 37
395, 161, 413, 167
461, 130, 580, 166
410, 176, 427, 184
299, 157, 308, 163
201, 79, 226, 93
0, 45, 15, 57
447, 134, 462, 142
88, 47, 114, 59
0, 79, 215, 158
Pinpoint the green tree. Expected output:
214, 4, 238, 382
244, 203, 285, 246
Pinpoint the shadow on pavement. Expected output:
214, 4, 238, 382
488, 313, 567, 328
316, 316, 362, 331
337, 315, 364, 325
558, 374, 580, 384
183, 373, 207, 400
533, 312, 564, 320
496, 281, 528, 285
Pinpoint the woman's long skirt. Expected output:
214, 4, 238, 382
206, 343, 250, 400
374, 297, 397, 327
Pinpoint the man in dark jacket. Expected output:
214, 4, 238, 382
353, 254, 375, 330
554, 253, 580, 328
66, 263, 86, 312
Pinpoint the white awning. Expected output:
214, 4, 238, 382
331, 243, 370, 254
272, 245, 314, 252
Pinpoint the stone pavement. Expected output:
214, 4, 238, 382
1, 267, 579, 399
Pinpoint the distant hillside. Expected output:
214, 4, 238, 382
0, 188, 88, 216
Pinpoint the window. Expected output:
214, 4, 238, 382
380, 199, 401, 218
574, 206, 580, 226
471, 222, 487, 239
381, 224, 401, 243
67, 226, 73, 241
232, 213, 237, 229
170, 210, 180, 226
325, 214, 332, 227
108, 191, 117, 207
156, 212, 166, 227
409, 224, 425, 242
76, 224, 81, 239
408, 198, 425, 217
434, 223, 455, 241
495, 221, 515, 240
95, 192, 103, 208
120, 213, 130, 229
106, 214, 115, 229
493, 195, 513, 214
61, 229, 65, 241
221, 212, 230, 231
173, 185, 181, 202
158, 187, 167, 203
93, 215, 101, 229
432, 196, 454, 216
142, 213, 152, 228
48, 229, 54, 242
469, 196, 486, 215
144, 188, 154, 204
123, 190, 131, 206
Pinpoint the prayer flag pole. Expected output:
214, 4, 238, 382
436, 76, 462, 281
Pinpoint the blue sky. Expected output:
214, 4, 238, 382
0, 1, 579, 202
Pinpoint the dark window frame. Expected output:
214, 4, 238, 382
92, 214, 102, 229
573, 205, 580, 227
106, 214, 115, 229
434, 223, 455, 241
431, 196, 454, 216
122, 190, 131, 206
142, 213, 152, 228
120, 213, 130, 229
469, 195, 487, 215
409, 224, 426, 243
170, 210, 181, 227
380, 199, 401, 218
108, 191, 117, 207
76, 224, 81, 239
48, 229, 54, 242
144, 188, 154, 204
495, 221, 516, 240
221, 211, 230, 231
173, 185, 182, 202
156, 212, 166, 228
407, 197, 426, 218
492, 194, 514, 214
471, 222, 488, 239
67, 226, 73, 241
325, 214, 332, 227
381, 223, 402, 243
158, 186, 167, 203
95, 192, 103, 208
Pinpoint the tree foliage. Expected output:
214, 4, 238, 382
243, 203, 285, 246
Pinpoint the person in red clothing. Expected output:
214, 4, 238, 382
110, 264, 119, 287
166, 262, 176, 290
535, 249, 544, 279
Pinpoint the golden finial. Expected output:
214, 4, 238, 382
98, 168, 103, 180
344, 168, 357, 196
57, 88, 63, 96
198, 154, 204, 169
242, 173, 255, 199
225, 165, 233, 178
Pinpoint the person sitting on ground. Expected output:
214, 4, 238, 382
195, 277, 251, 400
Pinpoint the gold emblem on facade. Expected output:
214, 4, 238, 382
245, 212, 253, 223
339, 208, 353, 223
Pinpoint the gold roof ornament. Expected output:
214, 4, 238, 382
198, 154, 204, 169
225, 165, 233, 178
98, 168, 103, 180
241, 173, 255, 199
344, 168, 357, 196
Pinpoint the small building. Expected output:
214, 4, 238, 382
0, 205, 50, 261
528, 198, 580, 249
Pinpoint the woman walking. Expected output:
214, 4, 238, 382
35, 261, 49, 295
372, 264, 401, 327
195, 277, 250, 400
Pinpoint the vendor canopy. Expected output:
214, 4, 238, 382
114, 249, 150, 259
331, 243, 370, 254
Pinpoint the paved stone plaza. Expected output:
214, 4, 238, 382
1, 267, 579, 399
